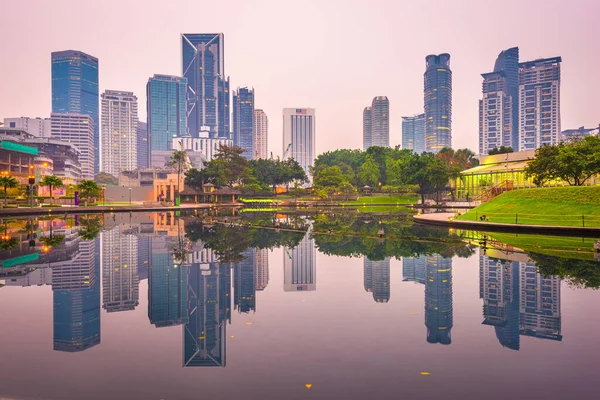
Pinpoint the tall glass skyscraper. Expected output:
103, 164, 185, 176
363, 96, 389, 149
51, 50, 99, 174
146, 75, 187, 152
232, 87, 255, 159
401, 114, 425, 154
424, 54, 452, 153
493, 47, 519, 150
182, 33, 230, 138
363, 257, 391, 303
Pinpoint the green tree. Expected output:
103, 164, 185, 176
0, 175, 19, 205
41, 175, 64, 200
78, 215, 103, 240
202, 145, 251, 187
166, 149, 191, 201
77, 180, 101, 206
358, 154, 380, 187
488, 146, 514, 155
314, 166, 349, 188
184, 168, 205, 189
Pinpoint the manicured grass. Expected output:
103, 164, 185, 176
341, 195, 418, 205
457, 186, 600, 227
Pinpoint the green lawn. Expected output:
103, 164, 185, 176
488, 232, 600, 260
457, 186, 600, 227
341, 195, 417, 205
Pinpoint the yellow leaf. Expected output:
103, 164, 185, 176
305, 384, 313, 389
420, 371, 430, 375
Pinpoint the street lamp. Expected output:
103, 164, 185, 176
28, 174, 35, 208
128, 187, 132, 204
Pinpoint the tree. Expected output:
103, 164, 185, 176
314, 166, 348, 188
78, 215, 102, 240
95, 172, 118, 185
406, 153, 450, 204
488, 146, 514, 155
201, 144, 251, 187
358, 154, 380, 187
41, 175, 64, 200
166, 149, 191, 201
77, 180, 102, 206
184, 168, 205, 189
525, 137, 600, 186
0, 175, 19, 205
249, 158, 308, 192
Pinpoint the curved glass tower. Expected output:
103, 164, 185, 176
424, 54, 452, 153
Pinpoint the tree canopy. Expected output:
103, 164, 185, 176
488, 146, 514, 155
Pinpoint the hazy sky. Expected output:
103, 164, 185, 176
1, 0, 598, 156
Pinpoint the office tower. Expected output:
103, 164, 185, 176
519, 262, 562, 340
50, 113, 95, 180
3, 117, 51, 137
51, 50, 99, 174
492, 47, 519, 150
53, 240, 100, 352
284, 233, 316, 291
424, 255, 452, 345
282, 108, 316, 176
479, 72, 513, 155
148, 236, 188, 327
480, 256, 520, 350
402, 255, 427, 284
232, 87, 255, 159
137, 121, 148, 168
101, 90, 138, 177
401, 114, 426, 154
184, 260, 231, 367
424, 54, 452, 153
363, 107, 372, 150
254, 248, 269, 291
146, 74, 187, 152
363, 96, 389, 150
101, 227, 139, 312
363, 257, 391, 303
234, 249, 256, 313
518, 57, 562, 151
253, 109, 268, 160
182, 33, 230, 138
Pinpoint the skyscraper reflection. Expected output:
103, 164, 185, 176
234, 249, 256, 313
363, 257, 390, 303
402, 255, 427, 285
101, 227, 140, 312
284, 233, 316, 292
184, 248, 231, 367
424, 255, 453, 345
254, 248, 269, 291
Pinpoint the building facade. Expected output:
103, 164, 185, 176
182, 33, 230, 138
364, 257, 391, 303
425, 255, 453, 345
146, 75, 187, 153
401, 114, 425, 154
51, 50, 99, 174
560, 125, 599, 142
363, 96, 389, 150
479, 71, 513, 155
282, 108, 316, 176
424, 53, 452, 153
492, 47, 520, 150
174, 133, 231, 163
283, 233, 316, 292
254, 248, 269, 291
101, 90, 138, 177
518, 57, 562, 151
3, 117, 51, 138
137, 121, 148, 169
50, 113, 95, 180
253, 109, 268, 160
232, 87, 255, 159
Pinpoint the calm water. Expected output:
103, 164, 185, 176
0, 211, 599, 400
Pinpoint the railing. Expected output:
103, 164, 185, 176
473, 180, 515, 202
463, 211, 600, 228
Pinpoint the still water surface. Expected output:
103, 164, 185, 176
0, 211, 599, 399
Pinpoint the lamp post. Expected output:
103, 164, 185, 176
128, 187, 132, 205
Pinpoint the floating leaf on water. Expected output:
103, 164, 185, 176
305, 384, 313, 389
420, 371, 430, 375
245, 322, 252, 325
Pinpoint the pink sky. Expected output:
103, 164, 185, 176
1, 0, 598, 156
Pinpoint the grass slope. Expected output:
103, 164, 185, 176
457, 186, 600, 227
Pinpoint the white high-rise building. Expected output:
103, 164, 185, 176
518, 57, 562, 151
101, 90, 138, 177
363, 96, 389, 150
254, 109, 268, 159
284, 233, 316, 292
282, 108, 315, 176
51, 113, 95, 180
3, 117, 52, 138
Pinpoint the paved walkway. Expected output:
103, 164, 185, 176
414, 212, 600, 236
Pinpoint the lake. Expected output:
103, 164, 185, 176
0, 210, 599, 400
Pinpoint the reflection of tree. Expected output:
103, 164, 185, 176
0, 237, 19, 252
78, 215, 103, 240
169, 225, 193, 264
39, 235, 65, 248
528, 252, 600, 289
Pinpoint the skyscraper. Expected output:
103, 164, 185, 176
137, 121, 148, 169
402, 255, 427, 284
284, 233, 316, 292
492, 47, 519, 150
254, 248, 269, 291
518, 57, 562, 151
101, 90, 138, 177
146, 74, 187, 152
425, 255, 453, 345
479, 71, 513, 155
232, 87, 255, 159
424, 54, 452, 153
401, 114, 425, 154
3, 117, 51, 137
282, 108, 316, 176
363, 257, 391, 303
101, 226, 139, 312
182, 33, 230, 138
253, 109, 268, 160
51, 50, 99, 174
363, 96, 389, 150
234, 249, 256, 313
50, 113, 95, 180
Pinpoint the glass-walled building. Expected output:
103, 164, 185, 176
424, 53, 452, 153
232, 87, 255, 159
402, 114, 425, 154
146, 75, 187, 152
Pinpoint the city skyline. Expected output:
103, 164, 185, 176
1, 0, 597, 157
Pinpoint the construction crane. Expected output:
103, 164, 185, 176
282, 143, 292, 160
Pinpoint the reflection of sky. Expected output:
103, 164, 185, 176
1, 242, 600, 399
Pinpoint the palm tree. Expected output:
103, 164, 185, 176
0, 175, 19, 205
41, 175, 64, 201
78, 214, 102, 240
166, 146, 191, 204
77, 180, 101, 206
